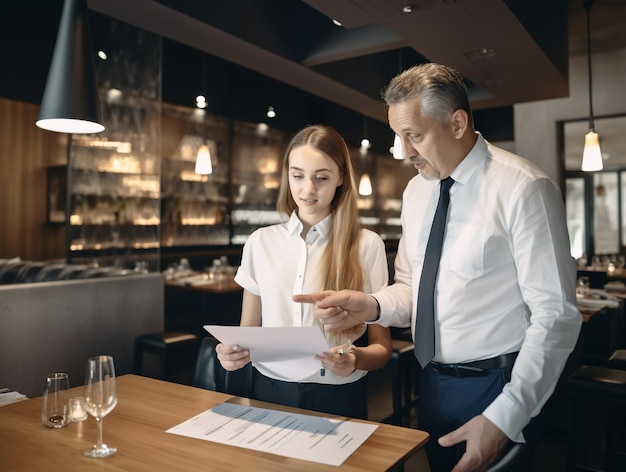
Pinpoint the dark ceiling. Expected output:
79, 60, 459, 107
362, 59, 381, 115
1, 0, 626, 147
87, 0, 570, 122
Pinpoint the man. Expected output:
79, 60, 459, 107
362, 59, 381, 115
294, 63, 581, 472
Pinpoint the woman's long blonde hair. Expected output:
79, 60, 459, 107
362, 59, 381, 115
277, 125, 364, 293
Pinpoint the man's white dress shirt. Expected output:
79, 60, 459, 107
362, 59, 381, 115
374, 133, 582, 442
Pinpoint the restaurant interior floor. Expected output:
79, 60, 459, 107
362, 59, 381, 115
366, 366, 570, 472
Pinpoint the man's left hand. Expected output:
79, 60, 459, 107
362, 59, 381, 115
438, 415, 509, 472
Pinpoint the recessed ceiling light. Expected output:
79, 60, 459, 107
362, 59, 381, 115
332, 19, 342, 27
402, 5, 415, 13
463, 46, 496, 60
196, 95, 207, 109
483, 78, 504, 86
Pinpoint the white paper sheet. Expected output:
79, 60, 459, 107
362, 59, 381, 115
166, 402, 378, 466
204, 325, 331, 380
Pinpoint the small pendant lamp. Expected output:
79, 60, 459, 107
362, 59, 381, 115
581, 0, 602, 172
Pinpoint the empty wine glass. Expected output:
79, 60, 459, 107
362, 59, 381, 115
83, 355, 118, 458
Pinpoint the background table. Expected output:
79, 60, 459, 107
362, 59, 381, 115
164, 277, 243, 336
0, 374, 428, 471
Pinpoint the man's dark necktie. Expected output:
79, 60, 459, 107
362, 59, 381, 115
414, 176, 454, 368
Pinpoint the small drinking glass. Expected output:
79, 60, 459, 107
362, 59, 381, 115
42, 373, 70, 428
70, 396, 89, 422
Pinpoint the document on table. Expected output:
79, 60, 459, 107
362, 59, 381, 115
203, 325, 330, 380
167, 402, 378, 466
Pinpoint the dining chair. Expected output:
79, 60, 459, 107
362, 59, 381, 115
567, 365, 626, 471
134, 331, 200, 384
485, 443, 528, 472
193, 336, 252, 397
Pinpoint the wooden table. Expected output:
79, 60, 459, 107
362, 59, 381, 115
0, 374, 428, 471
164, 276, 243, 294
164, 277, 243, 335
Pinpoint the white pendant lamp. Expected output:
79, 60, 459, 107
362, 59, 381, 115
581, 0, 602, 172
195, 144, 213, 175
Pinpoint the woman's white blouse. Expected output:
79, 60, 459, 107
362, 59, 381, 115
235, 211, 388, 383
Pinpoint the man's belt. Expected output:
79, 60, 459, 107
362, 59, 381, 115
429, 351, 519, 378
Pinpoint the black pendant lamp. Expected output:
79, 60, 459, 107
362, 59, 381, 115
36, 0, 104, 134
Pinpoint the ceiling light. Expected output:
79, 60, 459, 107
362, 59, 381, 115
195, 143, 213, 175
358, 174, 372, 196
332, 19, 342, 27
402, 5, 415, 13
464, 47, 496, 60
483, 78, 504, 86
97, 50, 107, 60
392, 135, 403, 159
196, 53, 209, 110
266, 106, 276, 118
581, 0, 602, 172
36, 0, 104, 134
196, 95, 207, 109
582, 132, 602, 171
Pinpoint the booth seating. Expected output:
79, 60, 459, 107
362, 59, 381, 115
14, 262, 46, 282
0, 261, 28, 283
1, 273, 163, 398
567, 365, 626, 471
134, 331, 200, 385
0, 259, 136, 284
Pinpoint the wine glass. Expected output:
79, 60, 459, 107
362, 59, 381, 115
83, 355, 118, 458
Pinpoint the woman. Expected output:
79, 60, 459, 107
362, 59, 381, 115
216, 124, 392, 419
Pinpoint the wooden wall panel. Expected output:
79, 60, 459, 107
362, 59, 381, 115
0, 97, 66, 262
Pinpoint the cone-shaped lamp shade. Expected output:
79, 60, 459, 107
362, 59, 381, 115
582, 131, 603, 171
358, 173, 372, 196
195, 144, 213, 175
392, 134, 403, 159
36, 0, 104, 134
